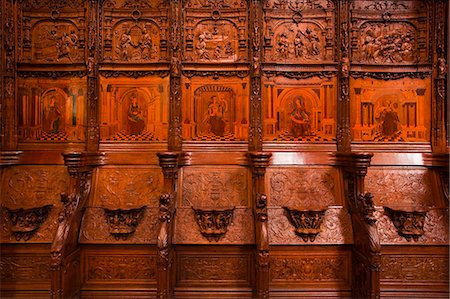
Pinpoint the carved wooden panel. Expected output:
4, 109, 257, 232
99, 77, 169, 141
381, 255, 448, 282
0, 254, 51, 282
182, 77, 249, 141
180, 166, 249, 207
263, 0, 335, 63
1, 166, 68, 243
366, 167, 437, 207
18, 0, 86, 63
101, 0, 169, 63
351, 1, 429, 65
17, 78, 87, 142
268, 207, 353, 245
270, 249, 351, 289
183, 0, 248, 63
351, 78, 431, 142
263, 77, 337, 142
267, 166, 340, 207
176, 251, 252, 287
91, 167, 163, 207
79, 207, 159, 244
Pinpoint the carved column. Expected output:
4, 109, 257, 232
86, 0, 100, 151
249, 0, 263, 151
335, 152, 380, 299
432, 0, 448, 152
248, 152, 272, 299
168, 0, 182, 151
337, 0, 351, 152
50, 151, 105, 299
156, 152, 180, 299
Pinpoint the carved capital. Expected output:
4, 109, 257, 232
5, 205, 53, 241
193, 207, 235, 242
157, 152, 180, 178
0, 151, 22, 167
62, 151, 106, 176
103, 207, 145, 240
248, 152, 272, 177
334, 152, 373, 177
384, 207, 428, 242
284, 207, 327, 242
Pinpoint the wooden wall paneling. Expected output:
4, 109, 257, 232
50, 151, 105, 299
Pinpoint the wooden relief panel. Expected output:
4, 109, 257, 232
351, 78, 431, 142
263, 0, 335, 63
182, 78, 249, 141
0, 255, 51, 282
102, 0, 168, 62
176, 252, 252, 287
91, 167, 163, 207
99, 77, 169, 141
267, 167, 340, 207
351, 1, 428, 64
263, 77, 337, 142
1, 166, 68, 243
381, 255, 448, 282
18, 0, 85, 63
17, 78, 86, 142
183, 0, 247, 62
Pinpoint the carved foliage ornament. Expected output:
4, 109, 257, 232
103, 206, 145, 240
284, 207, 327, 242
193, 207, 234, 241
4, 204, 53, 241
384, 207, 427, 241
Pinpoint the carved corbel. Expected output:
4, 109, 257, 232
104, 206, 145, 240
0, 151, 22, 167
4, 204, 53, 241
384, 207, 428, 241
284, 207, 327, 242
193, 207, 234, 242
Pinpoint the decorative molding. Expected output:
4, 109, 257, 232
100, 70, 170, 79
0, 255, 51, 281
283, 207, 327, 242
384, 207, 427, 242
86, 255, 156, 281
351, 71, 432, 80
17, 71, 87, 79
263, 70, 335, 79
4, 205, 53, 241
381, 255, 449, 281
182, 70, 249, 79
103, 206, 146, 240
0, 151, 22, 166
193, 207, 234, 242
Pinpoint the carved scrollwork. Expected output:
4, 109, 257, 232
283, 207, 327, 242
384, 207, 428, 241
103, 206, 145, 240
100, 70, 170, 79
182, 70, 248, 79
350, 71, 431, 80
4, 204, 53, 241
17, 71, 87, 79
263, 70, 335, 80
192, 207, 235, 242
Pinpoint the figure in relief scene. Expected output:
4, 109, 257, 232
118, 30, 133, 60
127, 94, 145, 135
305, 27, 320, 57
376, 100, 400, 137
277, 32, 289, 58
204, 95, 227, 136
196, 34, 210, 60
290, 97, 311, 137
294, 31, 304, 58
140, 28, 153, 59
43, 96, 62, 133
56, 31, 78, 62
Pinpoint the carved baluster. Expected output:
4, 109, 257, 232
50, 151, 105, 299
248, 152, 272, 299
156, 152, 180, 299
335, 152, 380, 299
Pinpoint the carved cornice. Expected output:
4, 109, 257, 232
193, 207, 234, 242
157, 152, 180, 179
384, 207, 428, 242
5, 205, 53, 241
100, 70, 170, 79
0, 151, 22, 167
351, 71, 432, 80
17, 71, 87, 79
263, 70, 335, 79
247, 152, 272, 178
182, 70, 249, 79
284, 207, 327, 242
62, 151, 106, 176
334, 152, 373, 177
103, 207, 145, 240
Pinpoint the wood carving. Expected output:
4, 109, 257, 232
103, 206, 145, 240
193, 207, 234, 242
384, 207, 427, 242
5, 205, 53, 241
381, 255, 449, 281
0, 255, 51, 281
283, 207, 326, 242
86, 255, 156, 281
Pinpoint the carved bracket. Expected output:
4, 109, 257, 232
284, 207, 327, 242
103, 206, 146, 240
357, 192, 376, 225
5, 204, 53, 241
384, 207, 428, 242
193, 207, 235, 242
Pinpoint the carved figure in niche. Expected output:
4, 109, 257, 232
290, 96, 311, 137
43, 95, 62, 134
196, 34, 210, 60
127, 93, 145, 135
277, 32, 289, 58
438, 58, 448, 77
204, 95, 227, 136
376, 100, 400, 137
